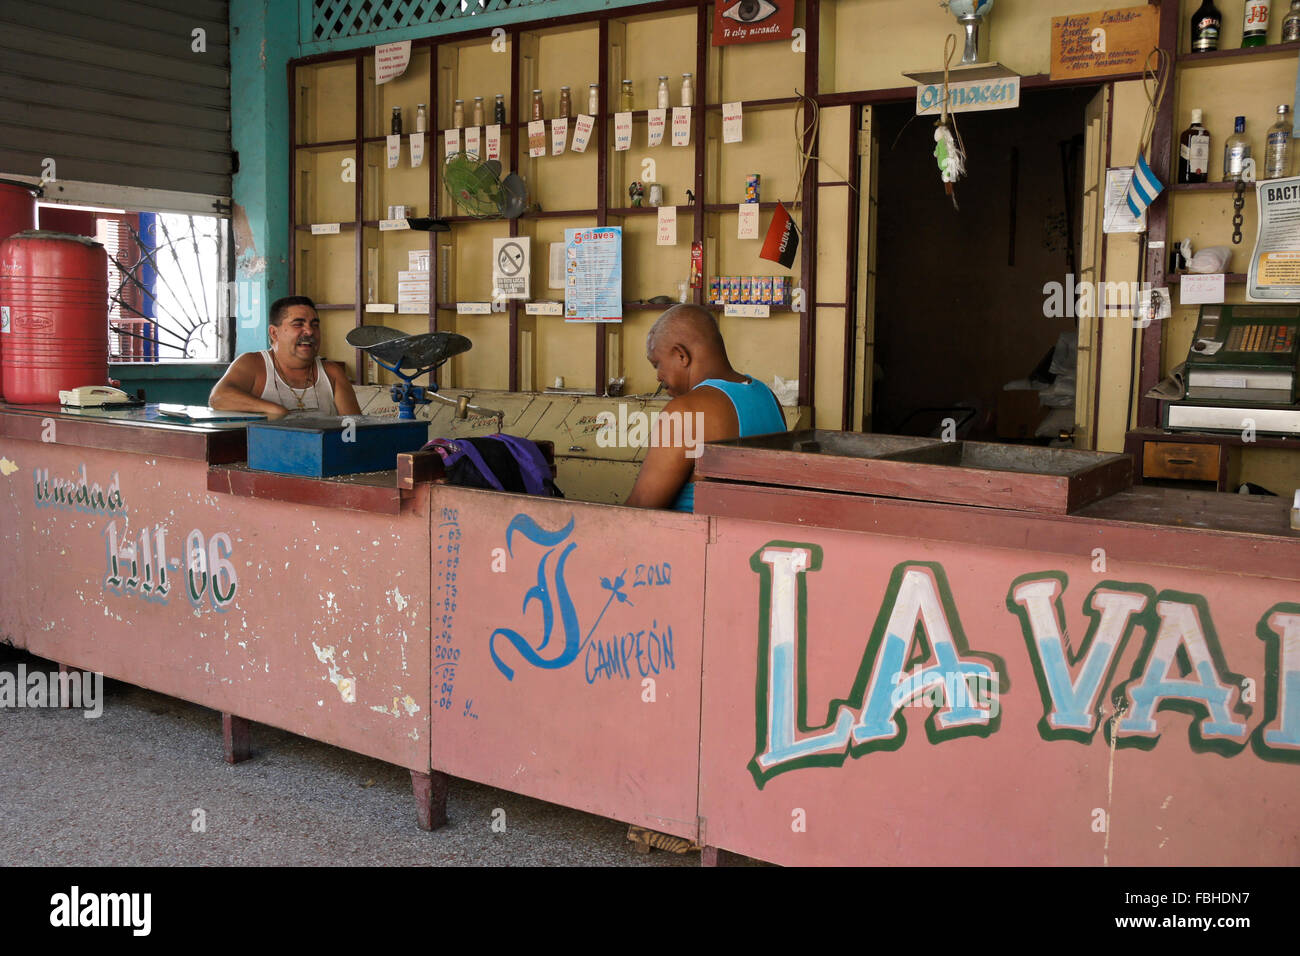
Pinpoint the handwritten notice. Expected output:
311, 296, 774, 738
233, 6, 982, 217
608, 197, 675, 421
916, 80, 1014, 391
409, 133, 424, 167
387, 134, 401, 168
525, 301, 564, 315
528, 120, 546, 158
725, 303, 771, 317
374, 41, 411, 84
1180, 273, 1226, 305
647, 109, 667, 147
738, 203, 760, 239
723, 102, 744, 143
657, 206, 677, 246
486, 124, 501, 161
571, 114, 594, 152
614, 112, 633, 151
379, 219, 411, 231
465, 126, 481, 160
457, 302, 492, 314
1051, 6, 1158, 81
671, 107, 691, 147
443, 128, 460, 159
310, 223, 340, 235
551, 117, 568, 155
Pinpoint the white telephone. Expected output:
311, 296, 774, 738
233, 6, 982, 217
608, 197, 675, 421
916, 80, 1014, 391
59, 385, 133, 407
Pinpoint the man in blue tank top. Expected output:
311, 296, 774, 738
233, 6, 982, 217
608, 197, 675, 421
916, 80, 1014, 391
625, 305, 786, 512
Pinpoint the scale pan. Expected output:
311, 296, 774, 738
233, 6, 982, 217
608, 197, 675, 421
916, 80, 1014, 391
346, 325, 408, 349
368, 331, 473, 370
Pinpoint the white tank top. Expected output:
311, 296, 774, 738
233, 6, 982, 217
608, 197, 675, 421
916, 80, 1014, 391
259, 350, 337, 415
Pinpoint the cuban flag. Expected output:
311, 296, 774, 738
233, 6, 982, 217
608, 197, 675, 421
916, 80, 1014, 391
1125, 153, 1164, 220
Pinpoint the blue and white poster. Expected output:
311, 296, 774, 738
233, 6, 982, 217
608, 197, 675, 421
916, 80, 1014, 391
564, 226, 623, 323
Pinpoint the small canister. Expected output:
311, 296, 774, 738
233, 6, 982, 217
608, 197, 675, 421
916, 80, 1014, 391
745, 174, 760, 203
648, 182, 664, 207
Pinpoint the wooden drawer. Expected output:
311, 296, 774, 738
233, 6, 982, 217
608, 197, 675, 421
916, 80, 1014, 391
1143, 441, 1222, 482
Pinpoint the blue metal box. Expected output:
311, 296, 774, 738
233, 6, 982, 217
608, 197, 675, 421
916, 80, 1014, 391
246, 415, 428, 477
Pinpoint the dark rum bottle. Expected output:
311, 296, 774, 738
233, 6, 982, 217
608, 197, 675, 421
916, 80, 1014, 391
1179, 109, 1211, 183
1191, 0, 1223, 52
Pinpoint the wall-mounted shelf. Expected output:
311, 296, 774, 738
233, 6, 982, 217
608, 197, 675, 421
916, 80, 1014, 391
1168, 181, 1257, 193
1178, 40, 1300, 68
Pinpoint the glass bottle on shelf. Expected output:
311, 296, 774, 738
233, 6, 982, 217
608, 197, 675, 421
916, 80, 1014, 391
494, 93, 507, 125
390, 106, 403, 135
452, 99, 465, 128
588, 83, 600, 115
415, 103, 427, 134
1178, 109, 1211, 183
558, 86, 572, 118
1191, 0, 1223, 52
472, 96, 485, 127
657, 75, 670, 109
681, 73, 694, 107
1267, 104, 1293, 178
620, 79, 634, 112
531, 89, 545, 121
1243, 0, 1271, 47
1224, 115, 1252, 181
1285, 0, 1300, 40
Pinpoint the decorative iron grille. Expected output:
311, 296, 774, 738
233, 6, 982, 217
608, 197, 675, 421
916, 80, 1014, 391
310, 0, 557, 41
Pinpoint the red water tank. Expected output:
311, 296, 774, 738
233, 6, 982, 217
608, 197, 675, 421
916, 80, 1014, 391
0, 181, 40, 400
0, 231, 108, 405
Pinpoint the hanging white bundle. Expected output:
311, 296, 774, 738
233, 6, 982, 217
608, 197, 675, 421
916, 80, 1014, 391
934, 124, 965, 184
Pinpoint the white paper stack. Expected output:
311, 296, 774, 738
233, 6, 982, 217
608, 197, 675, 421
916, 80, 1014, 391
397, 268, 430, 312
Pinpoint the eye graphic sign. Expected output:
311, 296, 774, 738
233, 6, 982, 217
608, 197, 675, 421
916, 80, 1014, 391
712, 0, 795, 46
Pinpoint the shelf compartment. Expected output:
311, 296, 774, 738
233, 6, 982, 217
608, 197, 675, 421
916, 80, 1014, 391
1178, 40, 1300, 68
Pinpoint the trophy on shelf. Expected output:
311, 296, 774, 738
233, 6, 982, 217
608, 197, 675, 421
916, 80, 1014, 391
943, 0, 995, 65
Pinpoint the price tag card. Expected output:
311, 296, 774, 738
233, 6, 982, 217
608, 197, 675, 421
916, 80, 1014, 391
724, 303, 771, 318
525, 301, 565, 315
671, 107, 691, 147
571, 114, 594, 153
657, 205, 677, 246
723, 102, 744, 144
387, 134, 401, 168
737, 204, 760, 239
409, 133, 424, 167
614, 112, 633, 151
457, 302, 492, 315
528, 120, 546, 158
364, 303, 396, 313
647, 109, 667, 147
551, 117, 568, 155
465, 126, 481, 160
443, 128, 460, 159
310, 223, 340, 235
486, 124, 501, 161
1180, 273, 1226, 305
379, 219, 411, 231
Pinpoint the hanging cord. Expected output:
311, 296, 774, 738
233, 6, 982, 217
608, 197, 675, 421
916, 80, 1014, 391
791, 89, 857, 207
1136, 47, 1171, 161
939, 33, 968, 163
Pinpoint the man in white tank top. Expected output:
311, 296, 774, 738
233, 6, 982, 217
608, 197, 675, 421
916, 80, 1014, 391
210, 296, 361, 419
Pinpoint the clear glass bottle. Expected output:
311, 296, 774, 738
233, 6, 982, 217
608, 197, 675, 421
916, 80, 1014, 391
681, 73, 694, 107
531, 89, 544, 121
1267, 104, 1293, 178
1179, 109, 1211, 183
1191, 0, 1223, 52
1224, 115, 1252, 181
494, 93, 507, 125
558, 86, 572, 118
587, 83, 600, 115
452, 99, 465, 128
1243, 0, 1271, 47
1285, 0, 1300, 40
657, 75, 670, 109
415, 103, 427, 134
620, 79, 634, 112
471, 96, 485, 127
390, 106, 402, 135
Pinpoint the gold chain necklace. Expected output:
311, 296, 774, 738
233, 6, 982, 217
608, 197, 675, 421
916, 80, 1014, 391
272, 351, 316, 410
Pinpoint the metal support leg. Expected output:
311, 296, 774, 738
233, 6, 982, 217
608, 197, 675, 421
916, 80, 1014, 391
222, 713, 251, 764
410, 769, 449, 831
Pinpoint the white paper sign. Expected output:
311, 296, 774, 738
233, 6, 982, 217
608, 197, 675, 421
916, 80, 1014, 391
1180, 273, 1226, 305
528, 120, 547, 158
310, 223, 340, 235
492, 237, 531, 299
387, 134, 401, 169
486, 124, 501, 161
374, 42, 411, 85
444, 128, 460, 160
723, 102, 744, 144
614, 112, 633, 151
725, 303, 771, 318
551, 117, 568, 156
737, 204, 760, 239
464, 127, 480, 160
525, 301, 565, 315
571, 114, 594, 153
409, 133, 424, 168
671, 107, 691, 147
656, 206, 677, 246
1102, 167, 1146, 233
379, 219, 411, 231
457, 302, 492, 314
549, 242, 566, 289
365, 303, 397, 313
647, 109, 667, 147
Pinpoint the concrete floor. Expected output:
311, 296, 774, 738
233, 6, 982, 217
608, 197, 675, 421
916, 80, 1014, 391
0, 646, 700, 867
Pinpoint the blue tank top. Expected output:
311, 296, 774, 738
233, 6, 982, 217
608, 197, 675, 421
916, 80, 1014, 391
672, 376, 786, 513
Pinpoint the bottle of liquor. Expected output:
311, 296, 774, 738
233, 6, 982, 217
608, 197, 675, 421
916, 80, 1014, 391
1284, 0, 1300, 40
1243, 0, 1271, 47
1224, 115, 1252, 181
1267, 104, 1293, 177
1191, 0, 1223, 52
1179, 109, 1211, 183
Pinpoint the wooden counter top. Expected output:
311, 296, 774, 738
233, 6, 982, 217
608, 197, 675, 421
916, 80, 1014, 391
0, 403, 247, 464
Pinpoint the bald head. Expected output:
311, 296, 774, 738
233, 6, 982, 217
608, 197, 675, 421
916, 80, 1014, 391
645, 304, 734, 397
